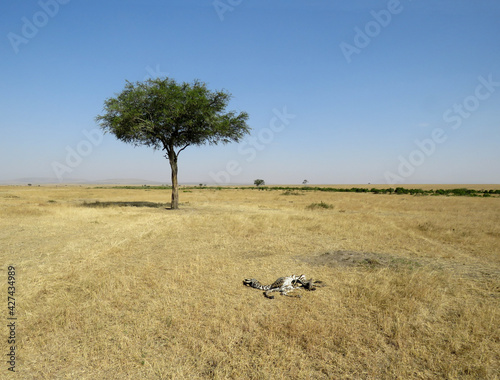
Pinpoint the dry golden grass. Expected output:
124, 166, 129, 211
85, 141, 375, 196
1, 185, 499, 379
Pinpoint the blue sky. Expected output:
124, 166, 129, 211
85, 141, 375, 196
1, 0, 499, 185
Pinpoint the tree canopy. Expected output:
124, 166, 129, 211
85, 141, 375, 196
96, 77, 250, 208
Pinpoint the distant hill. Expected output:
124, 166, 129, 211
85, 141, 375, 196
0, 178, 166, 186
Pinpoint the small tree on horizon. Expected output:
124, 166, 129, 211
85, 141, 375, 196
254, 179, 265, 187
96, 78, 250, 209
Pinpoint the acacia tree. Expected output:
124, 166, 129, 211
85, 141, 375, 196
96, 78, 250, 209
254, 179, 265, 187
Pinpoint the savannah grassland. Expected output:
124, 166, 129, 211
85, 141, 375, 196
1, 185, 499, 379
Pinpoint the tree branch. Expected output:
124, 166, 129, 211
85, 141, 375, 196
176, 143, 190, 156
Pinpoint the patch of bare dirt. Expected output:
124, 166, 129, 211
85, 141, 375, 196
298, 250, 500, 284
298, 250, 422, 270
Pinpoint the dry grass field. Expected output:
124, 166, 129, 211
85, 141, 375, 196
1, 185, 499, 379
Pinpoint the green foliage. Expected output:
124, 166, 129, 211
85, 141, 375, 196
96, 78, 250, 152
450, 188, 477, 196
254, 179, 265, 187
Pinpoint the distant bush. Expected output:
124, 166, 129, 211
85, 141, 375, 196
306, 201, 334, 210
254, 179, 265, 187
450, 188, 477, 196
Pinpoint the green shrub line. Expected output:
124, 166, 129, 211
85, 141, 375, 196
95, 185, 499, 197
244, 186, 499, 197
239, 186, 498, 197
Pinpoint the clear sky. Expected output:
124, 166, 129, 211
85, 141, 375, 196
1, 0, 499, 185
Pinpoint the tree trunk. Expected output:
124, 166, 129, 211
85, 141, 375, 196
168, 150, 179, 209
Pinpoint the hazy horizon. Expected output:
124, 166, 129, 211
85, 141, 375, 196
2, 176, 500, 187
